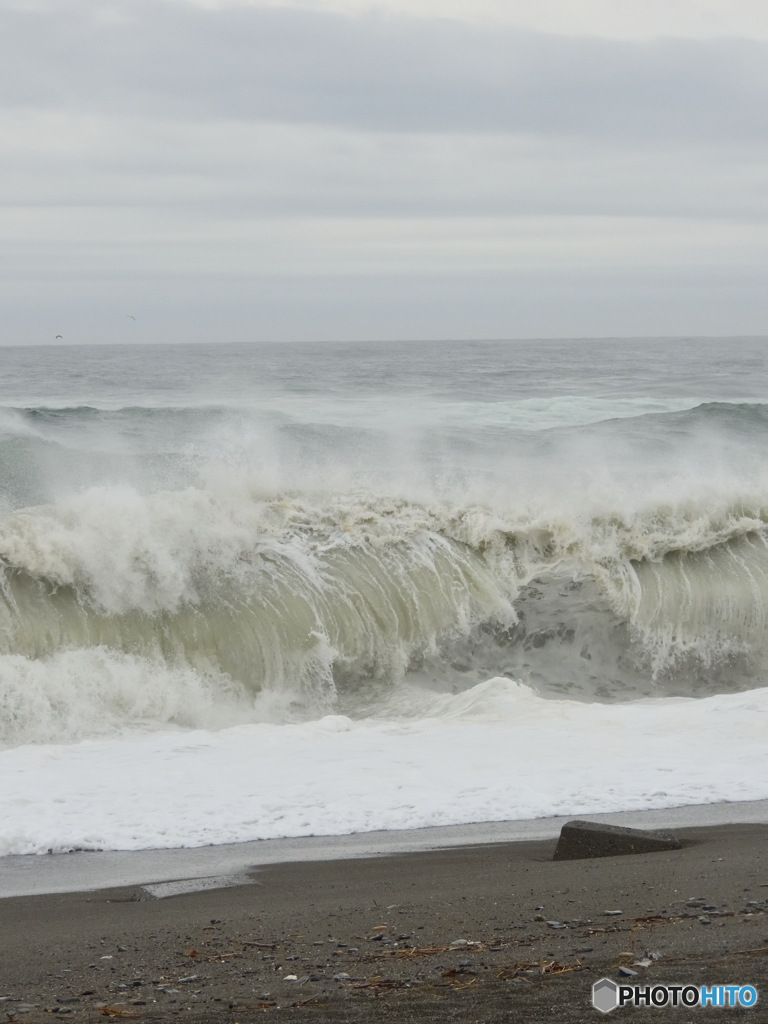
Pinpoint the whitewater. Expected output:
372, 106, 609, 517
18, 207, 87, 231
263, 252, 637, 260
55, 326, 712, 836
1, 337, 768, 855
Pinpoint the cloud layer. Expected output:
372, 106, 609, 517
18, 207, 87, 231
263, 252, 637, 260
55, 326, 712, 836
3, 2, 768, 139
1, 0, 767, 343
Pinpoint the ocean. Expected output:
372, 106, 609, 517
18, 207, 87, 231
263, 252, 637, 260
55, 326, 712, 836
2, 337, 768, 855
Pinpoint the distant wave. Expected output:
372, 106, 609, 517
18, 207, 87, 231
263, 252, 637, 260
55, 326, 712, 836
2, 397, 759, 440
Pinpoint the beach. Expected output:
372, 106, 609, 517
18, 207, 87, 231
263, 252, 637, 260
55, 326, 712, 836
3, 815, 768, 1021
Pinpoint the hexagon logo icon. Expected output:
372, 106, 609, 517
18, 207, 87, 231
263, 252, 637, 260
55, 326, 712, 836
592, 977, 619, 1013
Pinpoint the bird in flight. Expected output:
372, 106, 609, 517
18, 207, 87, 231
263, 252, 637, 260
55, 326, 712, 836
55, 334, 63, 339
126, 315, 136, 320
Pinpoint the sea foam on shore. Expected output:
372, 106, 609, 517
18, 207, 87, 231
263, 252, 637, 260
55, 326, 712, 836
2, 677, 766, 856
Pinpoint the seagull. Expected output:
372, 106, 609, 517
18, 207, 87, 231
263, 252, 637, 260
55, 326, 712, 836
55, 334, 63, 339
126, 315, 136, 320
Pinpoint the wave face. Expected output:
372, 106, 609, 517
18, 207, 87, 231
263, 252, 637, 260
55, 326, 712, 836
3, 338, 768, 747
3, 481, 768, 745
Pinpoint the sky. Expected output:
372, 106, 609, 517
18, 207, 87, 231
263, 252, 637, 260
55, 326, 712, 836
1, 0, 767, 344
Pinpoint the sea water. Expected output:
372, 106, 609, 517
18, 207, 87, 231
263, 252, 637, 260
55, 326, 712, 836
2, 337, 768, 854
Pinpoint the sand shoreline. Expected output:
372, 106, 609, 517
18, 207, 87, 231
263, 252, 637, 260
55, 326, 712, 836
3, 798, 768, 900
2, 815, 768, 1021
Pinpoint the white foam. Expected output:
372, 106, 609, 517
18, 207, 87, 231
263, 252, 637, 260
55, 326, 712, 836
0, 649, 255, 747
1, 677, 766, 856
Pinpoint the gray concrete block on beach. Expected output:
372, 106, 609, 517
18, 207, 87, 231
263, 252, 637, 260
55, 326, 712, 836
553, 818, 682, 860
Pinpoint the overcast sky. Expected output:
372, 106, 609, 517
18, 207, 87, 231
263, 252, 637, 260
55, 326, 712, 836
2, 0, 768, 344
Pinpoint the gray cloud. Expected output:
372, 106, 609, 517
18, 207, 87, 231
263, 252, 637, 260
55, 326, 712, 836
1, 0, 768, 140
2, 0, 768, 344
2, 117, 767, 221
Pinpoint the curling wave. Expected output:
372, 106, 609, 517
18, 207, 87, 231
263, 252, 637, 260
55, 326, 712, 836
2, 479, 768, 745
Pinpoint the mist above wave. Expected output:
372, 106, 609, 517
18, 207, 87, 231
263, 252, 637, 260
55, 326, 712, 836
2, 398, 768, 515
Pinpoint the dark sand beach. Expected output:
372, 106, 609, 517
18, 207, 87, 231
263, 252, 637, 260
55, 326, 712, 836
3, 823, 768, 1022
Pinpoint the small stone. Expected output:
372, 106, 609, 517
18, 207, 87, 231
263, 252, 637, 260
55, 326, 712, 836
283, 975, 298, 982
634, 959, 652, 968
699, 917, 712, 925
604, 911, 623, 917
533, 915, 546, 922
333, 973, 349, 981
546, 921, 566, 929
618, 967, 638, 977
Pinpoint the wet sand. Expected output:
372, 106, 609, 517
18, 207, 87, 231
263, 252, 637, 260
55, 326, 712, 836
3, 823, 768, 1022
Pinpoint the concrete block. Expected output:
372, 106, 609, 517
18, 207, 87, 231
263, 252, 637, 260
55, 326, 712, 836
553, 819, 682, 861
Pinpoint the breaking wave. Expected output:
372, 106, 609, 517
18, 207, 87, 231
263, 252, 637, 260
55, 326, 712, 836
3, 471, 768, 745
